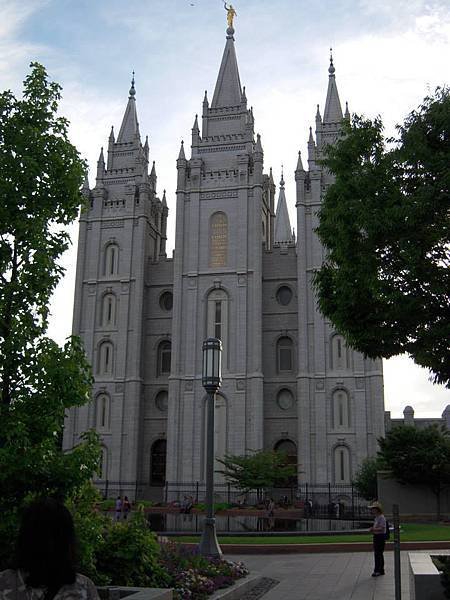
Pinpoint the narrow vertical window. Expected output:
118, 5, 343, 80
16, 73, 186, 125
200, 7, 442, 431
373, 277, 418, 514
158, 341, 171, 376
98, 342, 114, 375
334, 446, 351, 483
104, 243, 119, 276
331, 334, 349, 370
277, 337, 293, 372
207, 289, 228, 368
332, 389, 349, 430
214, 301, 222, 339
102, 293, 116, 327
96, 393, 110, 430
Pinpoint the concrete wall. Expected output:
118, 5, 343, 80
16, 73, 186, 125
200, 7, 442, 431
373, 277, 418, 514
378, 471, 450, 517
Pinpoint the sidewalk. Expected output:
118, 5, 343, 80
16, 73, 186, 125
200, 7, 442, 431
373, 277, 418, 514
229, 551, 411, 599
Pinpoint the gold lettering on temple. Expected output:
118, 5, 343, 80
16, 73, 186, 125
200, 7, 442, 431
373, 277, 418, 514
210, 212, 228, 267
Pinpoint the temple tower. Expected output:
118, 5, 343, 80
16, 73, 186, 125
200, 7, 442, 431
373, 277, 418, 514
166, 24, 272, 483
295, 55, 385, 484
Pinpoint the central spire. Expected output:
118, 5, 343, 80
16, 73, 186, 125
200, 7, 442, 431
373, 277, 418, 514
211, 25, 242, 108
323, 49, 343, 124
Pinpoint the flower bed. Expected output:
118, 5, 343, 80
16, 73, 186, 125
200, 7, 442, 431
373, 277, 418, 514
159, 542, 249, 600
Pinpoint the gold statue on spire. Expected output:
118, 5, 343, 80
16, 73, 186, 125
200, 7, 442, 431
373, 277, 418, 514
223, 2, 237, 28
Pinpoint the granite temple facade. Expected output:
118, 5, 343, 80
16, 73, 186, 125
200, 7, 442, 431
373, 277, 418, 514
63, 23, 386, 499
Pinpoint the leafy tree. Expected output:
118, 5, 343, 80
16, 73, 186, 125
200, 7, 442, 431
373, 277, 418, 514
217, 450, 296, 500
353, 456, 381, 500
378, 425, 450, 520
0, 63, 100, 566
314, 88, 450, 387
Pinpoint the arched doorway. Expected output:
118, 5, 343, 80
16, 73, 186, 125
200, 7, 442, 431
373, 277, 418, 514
150, 439, 167, 486
274, 439, 297, 487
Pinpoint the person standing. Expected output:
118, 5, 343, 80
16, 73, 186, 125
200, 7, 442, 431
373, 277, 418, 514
115, 496, 122, 521
122, 496, 131, 520
369, 501, 386, 577
0, 498, 99, 600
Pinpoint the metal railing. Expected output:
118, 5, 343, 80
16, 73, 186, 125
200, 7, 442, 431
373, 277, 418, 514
94, 479, 372, 520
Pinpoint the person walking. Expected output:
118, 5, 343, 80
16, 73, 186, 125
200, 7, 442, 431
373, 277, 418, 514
369, 501, 387, 577
0, 498, 99, 600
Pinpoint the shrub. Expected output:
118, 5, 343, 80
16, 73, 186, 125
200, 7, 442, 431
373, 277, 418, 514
95, 508, 170, 588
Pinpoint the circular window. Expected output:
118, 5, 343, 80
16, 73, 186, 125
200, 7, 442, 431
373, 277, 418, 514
155, 390, 168, 412
276, 285, 293, 306
159, 291, 173, 311
276, 388, 294, 410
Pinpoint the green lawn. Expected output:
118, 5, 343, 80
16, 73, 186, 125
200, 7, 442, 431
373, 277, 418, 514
172, 523, 450, 545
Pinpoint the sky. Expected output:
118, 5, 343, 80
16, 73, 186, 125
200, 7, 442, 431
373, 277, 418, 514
1, 0, 449, 418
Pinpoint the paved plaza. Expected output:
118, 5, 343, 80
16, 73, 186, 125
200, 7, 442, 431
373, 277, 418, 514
229, 551, 411, 599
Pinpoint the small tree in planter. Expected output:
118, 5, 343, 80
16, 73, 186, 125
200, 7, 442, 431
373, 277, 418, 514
217, 450, 296, 503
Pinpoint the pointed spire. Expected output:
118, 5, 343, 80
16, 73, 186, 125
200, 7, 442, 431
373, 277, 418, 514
96, 147, 105, 179
344, 101, 350, 120
308, 126, 314, 145
162, 189, 167, 207
269, 166, 274, 184
203, 90, 209, 107
323, 48, 343, 123
296, 150, 305, 172
117, 72, 140, 142
280, 164, 285, 188
109, 126, 115, 142
192, 114, 199, 132
316, 104, 322, 123
274, 172, 294, 245
255, 133, 263, 153
211, 25, 242, 108
241, 85, 247, 103
144, 135, 149, 157
150, 160, 156, 179
178, 140, 186, 160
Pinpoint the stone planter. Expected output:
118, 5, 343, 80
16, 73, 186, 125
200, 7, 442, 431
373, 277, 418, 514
98, 586, 172, 600
409, 550, 450, 599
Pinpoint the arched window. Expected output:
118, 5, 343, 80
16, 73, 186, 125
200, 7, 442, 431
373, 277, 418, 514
274, 439, 297, 486
98, 341, 114, 375
101, 293, 116, 327
277, 336, 293, 372
332, 389, 350, 429
104, 243, 119, 276
334, 445, 351, 484
96, 393, 110, 430
209, 212, 228, 267
207, 288, 228, 367
150, 439, 167, 485
157, 341, 171, 376
331, 334, 349, 371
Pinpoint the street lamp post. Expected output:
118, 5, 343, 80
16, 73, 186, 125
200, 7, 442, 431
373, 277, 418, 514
199, 337, 223, 558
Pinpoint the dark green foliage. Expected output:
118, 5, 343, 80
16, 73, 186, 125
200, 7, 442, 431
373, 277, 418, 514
217, 450, 296, 497
95, 509, 170, 588
314, 88, 450, 387
353, 456, 381, 500
0, 64, 100, 568
378, 425, 450, 519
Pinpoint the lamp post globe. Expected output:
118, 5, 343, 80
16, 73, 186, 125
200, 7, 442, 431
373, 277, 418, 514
199, 337, 223, 558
